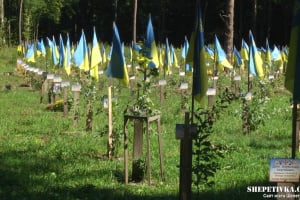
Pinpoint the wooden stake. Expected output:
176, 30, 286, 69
108, 86, 113, 159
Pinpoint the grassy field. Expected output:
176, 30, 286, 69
0, 47, 297, 200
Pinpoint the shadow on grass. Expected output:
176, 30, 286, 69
0, 150, 288, 200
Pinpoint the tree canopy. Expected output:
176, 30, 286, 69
1, 0, 293, 47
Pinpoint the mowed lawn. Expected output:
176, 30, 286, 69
0, 47, 298, 200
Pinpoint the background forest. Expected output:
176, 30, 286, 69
0, 0, 294, 50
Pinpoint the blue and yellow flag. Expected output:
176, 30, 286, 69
232, 46, 242, 67
264, 38, 272, 71
143, 15, 159, 68
51, 36, 59, 67
90, 27, 102, 81
64, 34, 71, 75
285, 0, 300, 102
214, 35, 233, 70
25, 43, 35, 63
240, 39, 249, 69
72, 30, 89, 71
164, 38, 172, 75
186, 0, 208, 105
249, 30, 264, 78
36, 39, 46, 57
58, 34, 65, 68
106, 22, 129, 86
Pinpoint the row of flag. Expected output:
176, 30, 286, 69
18, 1, 292, 106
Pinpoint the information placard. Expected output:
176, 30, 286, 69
269, 158, 300, 182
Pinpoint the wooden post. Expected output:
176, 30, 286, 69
86, 99, 93, 131
132, 119, 144, 182
61, 81, 70, 118
234, 75, 241, 98
108, 86, 113, 159
159, 80, 167, 104
71, 83, 81, 127
179, 112, 192, 200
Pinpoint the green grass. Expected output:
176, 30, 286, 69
0, 47, 298, 199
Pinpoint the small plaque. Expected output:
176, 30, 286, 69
179, 82, 188, 90
212, 76, 219, 80
71, 83, 81, 92
129, 75, 135, 80
98, 70, 104, 75
61, 81, 70, 88
268, 74, 274, 80
127, 64, 132, 68
206, 88, 216, 96
179, 71, 185, 76
245, 92, 252, 101
269, 158, 300, 182
234, 75, 241, 81
47, 74, 54, 80
53, 76, 62, 83
158, 80, 167, 86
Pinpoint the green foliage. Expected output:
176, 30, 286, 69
192, 108, 224, 192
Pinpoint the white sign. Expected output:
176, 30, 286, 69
269, 158, 300, 182
179, 82, 188, 90
158, 80, 167, 86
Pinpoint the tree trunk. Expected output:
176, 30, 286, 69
19, 0, 23, 44
0, 0, 4, 27
224, 0, 234, 63
133, 0, 137, 43
252, 0, 257, 36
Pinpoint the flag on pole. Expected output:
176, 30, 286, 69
36, 39, 46, 57
106, 22, 129, 86
52, 36, 60, 67
164, 38, 172, 75
232, 46, 242, 67
90, 27, 102, 81
25, 43, 35, 63
72, 29, 89, 71
186, 0, 208, 105
64, 34, 71, 75
240, 38, 249, 68
264, 38, 272, 71
249, 30, 264, 78
143, 14, 159, 68
58, 34, 65, 68
214, 35, 233, 70
285, 0, 300, 102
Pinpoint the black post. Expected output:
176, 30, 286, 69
179, 112, 192, 200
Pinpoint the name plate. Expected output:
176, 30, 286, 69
179, 82, 188, 90
61, 81, 70, 88
158, 80, 167, 86
234, 75, 241, 81
269, 159, 300, 182
268, 74, 274, 80
245, 92, 252, 101
71, 83, 82, 92
206, 88, 216, 96
47, 74, 54, 80
179, 71, 185, 76
98, 70, 104, 75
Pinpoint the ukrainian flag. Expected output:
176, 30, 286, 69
143, 15, 159, 69
285, 0, 300, 102
106, 22, 129, 86
186, 0, 208, 105
90, 27, 102, 81
214, 35, 233, 71
25, 43, 35, 63
72, 30, 89, 71
249, 30, 264, 78
63, 34, 71, 76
